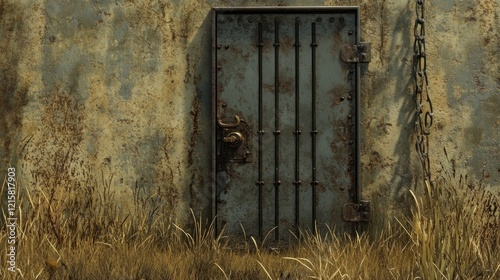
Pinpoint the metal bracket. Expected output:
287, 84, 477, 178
340, 43, 371, 63
342, 200, 370, 222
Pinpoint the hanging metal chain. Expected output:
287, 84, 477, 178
413, 0, 434, 186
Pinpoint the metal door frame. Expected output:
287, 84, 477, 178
211, 6, 362, 236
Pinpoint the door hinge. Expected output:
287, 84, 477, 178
340, 43, 371, 63
342, 200, 370, 222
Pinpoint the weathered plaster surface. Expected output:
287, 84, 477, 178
1, 0, 498, 229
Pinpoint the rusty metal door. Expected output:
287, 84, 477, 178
213, 7, 365, 240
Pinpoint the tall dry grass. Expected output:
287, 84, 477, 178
0, 167, 498, 279
400, 161, 500, 279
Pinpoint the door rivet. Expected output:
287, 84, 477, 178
330, 17, 335, 22
348, 30, 353, 35
340, 96, 345, 101
316, 17, 322, 22
225, 45, 230, 49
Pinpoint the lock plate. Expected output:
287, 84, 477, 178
218, 122, 252, 167
216, 99, 252, 170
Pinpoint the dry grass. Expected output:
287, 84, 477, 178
0, 168, 498, 279
400, 164, 500, 279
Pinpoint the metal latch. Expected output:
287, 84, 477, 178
342, 200, 370, 222
340, 43, 371, 63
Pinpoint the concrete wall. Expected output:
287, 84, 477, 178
1, 0, 498, 228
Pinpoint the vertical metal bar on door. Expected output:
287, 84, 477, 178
257, 22, 264, 239
273, 18, 281, 240
310, 22, 318, 232
355, 11, 362, 233
293, 18, 301, 235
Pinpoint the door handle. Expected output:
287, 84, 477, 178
217, 100, 241, 128
216, 100, 252, 166
218, 115, 241, 128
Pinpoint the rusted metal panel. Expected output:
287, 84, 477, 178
213, 7, 363, 240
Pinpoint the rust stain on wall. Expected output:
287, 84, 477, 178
0, 1, 29, 165
24, 92, 85, 190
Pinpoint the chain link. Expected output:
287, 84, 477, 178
413, 0, 434, 186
